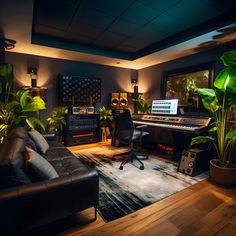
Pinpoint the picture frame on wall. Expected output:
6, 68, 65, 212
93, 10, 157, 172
162, 62, 215, 114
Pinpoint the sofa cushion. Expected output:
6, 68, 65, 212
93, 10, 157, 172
0, 128, 31, 189
25, 147, 59, 180
28, 129, 49, 154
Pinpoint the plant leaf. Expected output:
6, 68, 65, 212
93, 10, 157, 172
208, 126, 217, 132
7, 100, 20, 110
31, 96, 46, 110
220, 50, 236, 72
195, 88, 219, 113
19, 90, 30, 108
226, 128, 236, 140
214, 68, 236, 93
191, 136, 214, 145
26, 117, 45, 130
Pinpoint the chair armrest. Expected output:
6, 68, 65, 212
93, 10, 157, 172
134, 125, 148, 144
135, 125, 148, 129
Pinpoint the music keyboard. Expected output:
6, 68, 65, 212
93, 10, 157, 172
132, 115, 211, 133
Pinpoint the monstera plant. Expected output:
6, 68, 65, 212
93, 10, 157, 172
0, 90, 46, 143
191, 49, 236, 187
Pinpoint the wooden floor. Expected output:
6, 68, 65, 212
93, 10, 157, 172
54, 142, 236, 236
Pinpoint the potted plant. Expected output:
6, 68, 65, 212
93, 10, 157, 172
0, 90, 46, 143
47, 107, 68, 141
133, 96, 151, 114
99, 106, 113, 142
191, 49, 236, 187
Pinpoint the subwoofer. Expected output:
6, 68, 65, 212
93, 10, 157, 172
119, 92, 128, 107
111, 93, 119, 108
178, 148, 213, 176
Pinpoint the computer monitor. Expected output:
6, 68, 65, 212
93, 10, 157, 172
151, 99, 178, 115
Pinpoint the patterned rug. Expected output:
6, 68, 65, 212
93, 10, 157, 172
73, 146, 208, 222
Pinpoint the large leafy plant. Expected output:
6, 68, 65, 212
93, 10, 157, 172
191, 50, 236, 167
0, 90, 46, 142
47, 107, 68, 135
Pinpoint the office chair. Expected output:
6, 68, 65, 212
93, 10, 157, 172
111, 109, 149, 170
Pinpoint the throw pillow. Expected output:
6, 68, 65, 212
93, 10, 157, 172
25, 147, 59, 180
0, 135, 31, 187
25, 135, 37, 152
28, 129, 49, 154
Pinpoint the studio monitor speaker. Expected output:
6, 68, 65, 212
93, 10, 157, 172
178, 148, 213, 176
119, 93, 128, 107
111, 93, 119, 107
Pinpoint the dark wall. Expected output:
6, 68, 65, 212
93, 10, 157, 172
139, 41, 236, 102
4, 41, 236, 139
5, 52, 132, 119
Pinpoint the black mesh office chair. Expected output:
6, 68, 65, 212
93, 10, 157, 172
111, 109, 149, 170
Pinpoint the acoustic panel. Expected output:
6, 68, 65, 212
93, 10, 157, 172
59, 75, 101, 106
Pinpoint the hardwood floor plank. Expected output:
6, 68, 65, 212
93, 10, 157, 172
202, 198, 236, 234
133, 220, 181, 236
214, 223, 236, 236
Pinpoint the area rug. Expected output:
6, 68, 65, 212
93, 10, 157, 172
73, 146, 208, 222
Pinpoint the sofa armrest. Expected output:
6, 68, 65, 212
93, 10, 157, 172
0, 169, 99, 232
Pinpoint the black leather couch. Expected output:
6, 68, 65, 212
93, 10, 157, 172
0, 127, 99, 235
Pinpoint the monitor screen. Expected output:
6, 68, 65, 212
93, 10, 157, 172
151, 99, 178, 115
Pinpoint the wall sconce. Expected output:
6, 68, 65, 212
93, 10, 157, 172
131, 70, 139, 100
21, 67, 47, 101
28, 67, 37, 87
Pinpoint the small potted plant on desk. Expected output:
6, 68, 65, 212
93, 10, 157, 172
47, 107, 68, 142
191, 49, 236, 187
133, 96, 151, 114
99, 106, 113, 142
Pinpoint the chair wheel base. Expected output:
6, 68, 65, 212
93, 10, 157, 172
119, 166, 123, 170
140, 166, 144, 170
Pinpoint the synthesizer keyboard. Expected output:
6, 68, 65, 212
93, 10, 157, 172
132, 114, 211, 133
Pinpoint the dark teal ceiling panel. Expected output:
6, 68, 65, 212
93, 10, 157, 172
81, 0, 135, 16
35, 0, 81, 30
165, 0, 220, 25
138, 0, 181, 12
69, 22, 103, 40
146, 14, 185, 34
93, 31, 128, 49
108, 19, 141, 36
72, 6, 116, 30
120, 1, 160, 25
32, 0, 236, 60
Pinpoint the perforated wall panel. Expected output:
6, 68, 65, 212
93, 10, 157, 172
59, 75, 101, 105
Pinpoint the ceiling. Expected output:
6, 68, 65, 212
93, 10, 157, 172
1, 0, 236, 69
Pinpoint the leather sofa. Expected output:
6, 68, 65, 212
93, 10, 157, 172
0, 127, 99, 235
